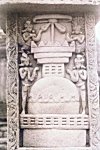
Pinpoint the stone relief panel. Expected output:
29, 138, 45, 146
18, 14, 87, 115
17, 14, 89, 149
6, 13, 97, 149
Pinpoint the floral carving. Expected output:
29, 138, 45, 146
6, 15, 19, 150
85, 14, 100, 150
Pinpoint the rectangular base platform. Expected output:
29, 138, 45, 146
23, 129, 86, 147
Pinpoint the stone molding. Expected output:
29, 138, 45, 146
0, 0, 100, 5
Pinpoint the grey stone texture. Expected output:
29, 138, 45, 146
0, 0, 100, 5
0, 118, 7, 150
0, 28, 7, 150
0, 1, 100, 150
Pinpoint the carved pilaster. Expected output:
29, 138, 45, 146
6, 15, 19, 150
85, 14, 100, 150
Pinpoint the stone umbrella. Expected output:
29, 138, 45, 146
0, 1, 100, 150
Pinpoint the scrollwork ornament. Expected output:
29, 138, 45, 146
85, 14, 100, 150
6, 15, 19, 150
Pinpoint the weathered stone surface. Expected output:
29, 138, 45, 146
28, 77, 79, 112
28, 102, 80, 114
85, 14, 100, 149
20, 114, 89, 129
6, 14, 19, 150
0, 144, 7, 150
0, 28, 6, 118
0, 0, 100, 5
0, 31, 7, 148
23, 129, 86, 147
0, 2, 100, 17
0, 118, 7, 149
0, 138, 7, 144
18, 148, 92, 150
0, 126, 7, 132
6, 6, 100, 150
0, 132, 2, 137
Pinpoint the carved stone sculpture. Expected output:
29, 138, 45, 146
19, 52, 39, 114
66, 22, 85, 53
6, 12, 100, 150
33, 14, 73, 46
67, 54, 87, 114
18, 20, 49, 52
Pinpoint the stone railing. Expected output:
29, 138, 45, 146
0, 118, 7, 150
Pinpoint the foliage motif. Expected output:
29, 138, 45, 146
85, 14, 100, 150
6, 15, 19, 150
